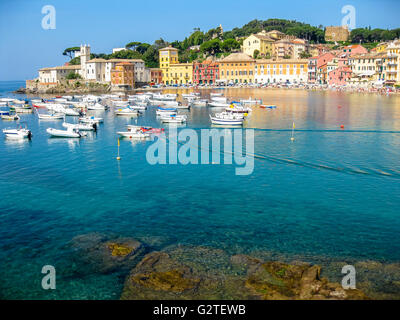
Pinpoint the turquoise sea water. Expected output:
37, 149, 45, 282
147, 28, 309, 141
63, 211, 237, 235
0, 81, 400, 299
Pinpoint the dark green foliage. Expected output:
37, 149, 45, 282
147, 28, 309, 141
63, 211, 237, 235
350, 27, 399, 43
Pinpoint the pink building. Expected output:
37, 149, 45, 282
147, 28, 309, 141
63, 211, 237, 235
308, 52, 337, 83
328, 66, 352, 86
342, 45, 368, 56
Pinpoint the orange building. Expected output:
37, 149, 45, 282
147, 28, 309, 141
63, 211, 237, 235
218, 53, 255, 84
111, 62, 135, 88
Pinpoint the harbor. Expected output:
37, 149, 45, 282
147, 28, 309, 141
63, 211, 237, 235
1, 80, 400, 299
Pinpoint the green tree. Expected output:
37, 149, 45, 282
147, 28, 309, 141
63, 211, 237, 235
253, 49, 260, 59
63, 47, 80, 59
300, 51, 312, 58
200, 39, 222, 55
66, 72, 82, 80
221, 38, 240, 52
125, 42, 141, 50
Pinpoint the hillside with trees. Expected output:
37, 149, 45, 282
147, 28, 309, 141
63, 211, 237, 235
64, 19, 400, 68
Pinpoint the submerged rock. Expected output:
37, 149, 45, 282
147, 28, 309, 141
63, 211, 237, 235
121, 247, 369, 300
70, 233, 145, 274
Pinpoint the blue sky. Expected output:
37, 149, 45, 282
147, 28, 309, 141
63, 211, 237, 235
0, 0, 399, 81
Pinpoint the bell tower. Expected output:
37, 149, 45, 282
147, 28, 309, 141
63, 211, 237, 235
80, 44, 91, 79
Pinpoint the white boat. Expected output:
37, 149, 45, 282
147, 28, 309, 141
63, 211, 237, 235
46, 127, 82, 138
210, 92, 224, 97
117, 127, 150, 139
126, 104, 147, 111
211, 96, 227, 102
115, 107, 139, 116
79, 116, 103, 124
210, 112, 244, 125
3, 127, 32, 139
11, 106, 33, 113
1, 114, 20, 121
37, 112, 64, 120
208, 101, 230, 108
159, 114, 187, 123
225, 103, 251, 114
191, 99, 208, 107
156, 107, 177, 116
62, 122, 97, 131
174, 104, 189, 110
87, 102, 107, 110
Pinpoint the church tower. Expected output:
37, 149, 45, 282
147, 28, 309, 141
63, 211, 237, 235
80, 44, 91, 79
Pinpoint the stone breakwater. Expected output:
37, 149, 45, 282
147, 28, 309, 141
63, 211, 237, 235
69, 233, 400, 300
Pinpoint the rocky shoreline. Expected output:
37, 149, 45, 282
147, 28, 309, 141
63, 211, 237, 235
69, 233, 400, 300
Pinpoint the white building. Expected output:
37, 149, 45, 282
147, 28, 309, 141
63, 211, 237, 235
37, 44, 150, 86
39, 65, 81, 83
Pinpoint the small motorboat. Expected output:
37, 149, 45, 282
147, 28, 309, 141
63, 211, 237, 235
191, 99, 208, 107
175, 102, 190, 109
156, 107, 177, 116
210, 92, 224, 97
3, 126, 32, 139
79, 116, 103, 124
62, 122, 97, 131
210, 112, 244, 125
225, 103, 251, 114
37, 112, 64, 120
208, 101, 230, 108
117, 127, 150, 139
87, 102, 107, 111
159, 114, 187, 123
10, 105, 33, 113
1, 113, 20, 121
115, 106, 139, 117
126, 104, 146, 111
46, 127, 82, 138
127, 125, 164, 134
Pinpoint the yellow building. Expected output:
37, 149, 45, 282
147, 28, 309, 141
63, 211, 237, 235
159, 46, 193, 85
242, 31, 275, 58
254, 59, 309, 84
219, 53, 255, 84
375, 42, 388, 53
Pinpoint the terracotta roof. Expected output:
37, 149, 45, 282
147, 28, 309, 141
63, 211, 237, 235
221, 53, 255, 62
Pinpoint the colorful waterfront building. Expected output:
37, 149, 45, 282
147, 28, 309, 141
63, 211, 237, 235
193, 59, 219, 85
159, 46, 193, 85
273, 37, 309, 59
110, 61, 135, 89
310, 52, 336, 84
218, 53, 255, 84
385, 40, 400, 86
348, 52, 389, 87
254, 59, 308, 84
328, 66, 352, 86
150, 68, 162, 84
341, 44, 368, 56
